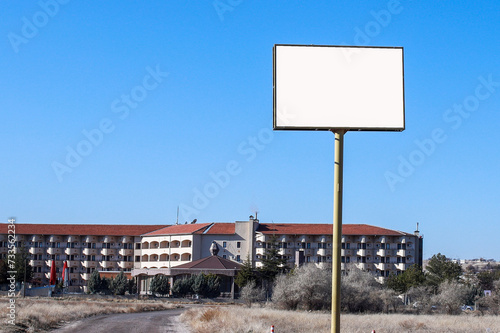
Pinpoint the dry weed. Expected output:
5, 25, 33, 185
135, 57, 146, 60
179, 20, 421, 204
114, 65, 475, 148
0, 297, 180, 333
181, 306, 500, 333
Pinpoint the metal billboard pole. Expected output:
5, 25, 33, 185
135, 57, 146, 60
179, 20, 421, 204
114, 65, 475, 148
273, 44, 405, 333
331, 130, 344, 333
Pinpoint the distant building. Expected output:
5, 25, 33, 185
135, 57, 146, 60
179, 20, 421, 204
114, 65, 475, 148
0, 217, 423, 292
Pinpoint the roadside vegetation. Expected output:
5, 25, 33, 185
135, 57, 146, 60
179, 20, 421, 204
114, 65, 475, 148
181, 306, 500, 333
236, 246, 500, 315
0, 296, 181, 333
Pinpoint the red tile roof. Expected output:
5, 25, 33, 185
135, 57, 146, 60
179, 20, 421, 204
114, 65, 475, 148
175, 255, 242, 270
197, 223, 235, 235
142, 223, 212, 236
257, 223, 411, 236
0, 223, 165, 236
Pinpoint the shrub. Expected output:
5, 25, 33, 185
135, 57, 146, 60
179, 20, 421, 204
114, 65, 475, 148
192, 273, 221, 298
110, 271, 129, 295
272, 264, 331, 311
240, 280, 266, 307
150, 274, 170, 297
172, 276, 194, 297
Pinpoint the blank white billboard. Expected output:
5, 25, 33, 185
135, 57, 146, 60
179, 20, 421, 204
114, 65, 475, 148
273, 45, 405, 131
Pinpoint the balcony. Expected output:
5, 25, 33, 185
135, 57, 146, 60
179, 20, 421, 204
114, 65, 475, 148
317, 249, 326, 256
83, 236, 97, 243
395, 263, 406, 270
375, 263, 388, 270
356, 249, 366, 256
397, 249, 406, 257
30, 260, 44, 267
69, 273, 80, 280
356, 263, 368, 270
120, 236, 134, 243
30, 235, 45, 242
45, 260, 63, 267
83, 248, 98, 256
65, 248, 79, 255
81, 273, 91, 280
46, 248, 62, 255
341, 249, 351, 256
81, 261, 97, 268
376, 249, 386, 256
119, 248, 134, 256
48, 235, 62, 242
29, 247, 44, 255
100, 261, 116, 269
100, 248, 116, 256
66, 236, 80, 243
118, 261, 134, 269
67, 260, 80, 267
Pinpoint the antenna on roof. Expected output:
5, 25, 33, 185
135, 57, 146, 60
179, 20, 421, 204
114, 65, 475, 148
176, 206, 179, 225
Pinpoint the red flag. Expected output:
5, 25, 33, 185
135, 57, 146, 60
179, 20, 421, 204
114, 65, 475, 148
49, 260, 57, 285
62, 261, 69, 287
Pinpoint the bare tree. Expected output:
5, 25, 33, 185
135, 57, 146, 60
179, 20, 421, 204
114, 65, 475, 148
240, 280, 266, 307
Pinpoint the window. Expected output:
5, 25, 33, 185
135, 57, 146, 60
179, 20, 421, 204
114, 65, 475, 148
236, 242, 241, 249
136, 243, 141, 249
135, 256, 140, 262
346, 256, 350, 263
341, 256, 345, 263
386, 244, 390, 249
346, 243, 350, 249
282, 242, 287, 249
306, 243, 311, 249
222, 255, 227, 259
223, 242, 227, 248
380, 257, 385, 263
301, 242, 306, 249
236, 255, 241, 262
306, 256, 310, 262
380, 243, 385, 249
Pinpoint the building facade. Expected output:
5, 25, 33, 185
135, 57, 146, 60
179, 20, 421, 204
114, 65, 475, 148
0, 217, 422, 291
0, 224, 164, 292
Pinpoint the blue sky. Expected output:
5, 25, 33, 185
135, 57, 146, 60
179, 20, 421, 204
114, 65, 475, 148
1, 1, 499, 260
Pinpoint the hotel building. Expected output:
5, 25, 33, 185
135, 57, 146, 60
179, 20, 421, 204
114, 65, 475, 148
0, 217, 422, 291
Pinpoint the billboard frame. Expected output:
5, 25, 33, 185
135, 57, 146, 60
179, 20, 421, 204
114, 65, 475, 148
273, 44, 405, 131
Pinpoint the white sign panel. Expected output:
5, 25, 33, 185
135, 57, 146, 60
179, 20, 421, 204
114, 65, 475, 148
273, 45, 405, 131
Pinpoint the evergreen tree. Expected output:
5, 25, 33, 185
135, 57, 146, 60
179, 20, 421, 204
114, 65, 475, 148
426, 253, 462, 291
192, 273, 221, 298
205, 273, 221, 298
0, 245, 33, 284
87, 270, 103, 294
235, 255, 258, 288
150, 274, 170, 296
172, 276, 194, 297
127, 278, 137, 295
110, 271, 128, 295
386, 264, 426, 294
259, 235, 289, 283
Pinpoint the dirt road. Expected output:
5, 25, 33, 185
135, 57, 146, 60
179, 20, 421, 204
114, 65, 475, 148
51, 308, 190, 333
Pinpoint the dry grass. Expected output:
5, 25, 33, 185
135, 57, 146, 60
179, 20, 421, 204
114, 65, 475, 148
0, 296, 181, 333
181, 305, 500, 333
